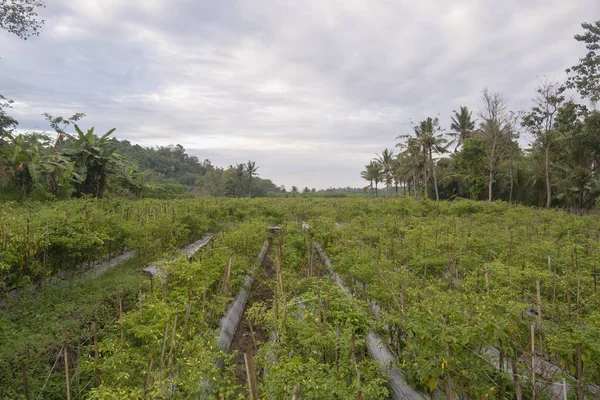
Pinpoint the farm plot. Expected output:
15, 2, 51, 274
314, 201, 600, 399
2, 197, 600, 399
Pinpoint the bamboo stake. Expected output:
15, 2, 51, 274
400, 286, 406, 323
351, 332, 356, 361
139, 284, 143, 318
144, 357, 153, 397
483, 264, 489, 293
202, 281, 206, 313
167, 312, 178, 371
576, 269, 581, 318
357, 368, 363, 400
244, 343, 259, 400
119, 297, 124, 345
64, 339, 71, 400
183, 289, 192, 340
577, 346, 583, 400
92, 317, 101, 386
248, 320, 257, 351
335, 324, 340, 374
553, 266, 557, 305
536, 280, 543, 351
530, 324, 536, 400
159, 323, 169, 375
510, 355, 522, 400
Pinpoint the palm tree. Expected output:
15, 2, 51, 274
245, 160, 259, 197
361, 160, 384, 196
374, 148, 394, 195
360, 164, 374, 193
414, 117, 449, 201
450, 106, 476, 152
370, 161, 383, 196
396, 135, 426, 199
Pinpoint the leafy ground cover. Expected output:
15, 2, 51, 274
1, 197, 599, 399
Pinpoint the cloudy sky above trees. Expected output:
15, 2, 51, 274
1, 0, 597, 189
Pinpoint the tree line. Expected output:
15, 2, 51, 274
0, 113, 282, 199
362, 21, 600, 209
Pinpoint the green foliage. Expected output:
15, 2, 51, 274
566, 20, 600, 103
3, 198, 600, 399
0, 0, 45, 40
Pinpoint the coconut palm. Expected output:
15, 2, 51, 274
374, 148, 394, 195
396, 135, 426, 199
414, 117, 450, 201
245, 160, 259, 197
361, 161, 383, 196
450, 106, 476, 152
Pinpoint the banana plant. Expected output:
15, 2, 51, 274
63, 125, 120, 198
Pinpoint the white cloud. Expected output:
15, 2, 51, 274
1, 0, 597, 189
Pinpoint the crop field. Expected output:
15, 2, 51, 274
1, 198, 599, 399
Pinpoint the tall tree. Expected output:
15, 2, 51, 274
504, 112, 520, 204
566, 21, 600, 103
361, 160, 384, 196
478, 89, 509, 202
396, 136, 424, 199
374, 148, 394, 195
521, 81, 564, 209
450, 106, 476, 152
0, 0, 45, 40
414, 117, 449, 201
245, 160, 259, 197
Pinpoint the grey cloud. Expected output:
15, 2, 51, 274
1, 0, 597, 189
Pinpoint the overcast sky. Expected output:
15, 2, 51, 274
1, 0, 597, 189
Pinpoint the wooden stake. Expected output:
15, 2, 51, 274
553, 266, 557, 305
483, 264, 489, 293
202, 281, 206, 314
530, 324, 536, 400
139, 284, 143, 318
576, 269, 581, 317
577, 346, 583, 400
510, 354, 522, 400
562, 378, 568, 400
536, 280, 543, 351
291, 384, 299, 400
21, 361, 30, 400
167, 312, 178, 371
244, 344, 259, 400
223, 250, 232, 295
183, 289, 192, 340
92, 317, 101, 386
248, 320, 257, 351
594, 249, 598, 294
159, 322, 169, 375
335, 324, 340, 374
351, 332, 356, 361
64, 341, 71, 400
144, 357, 153, 397
119, 297, 124, 345
357, 368, 363, 400
567, 286, 572, 322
